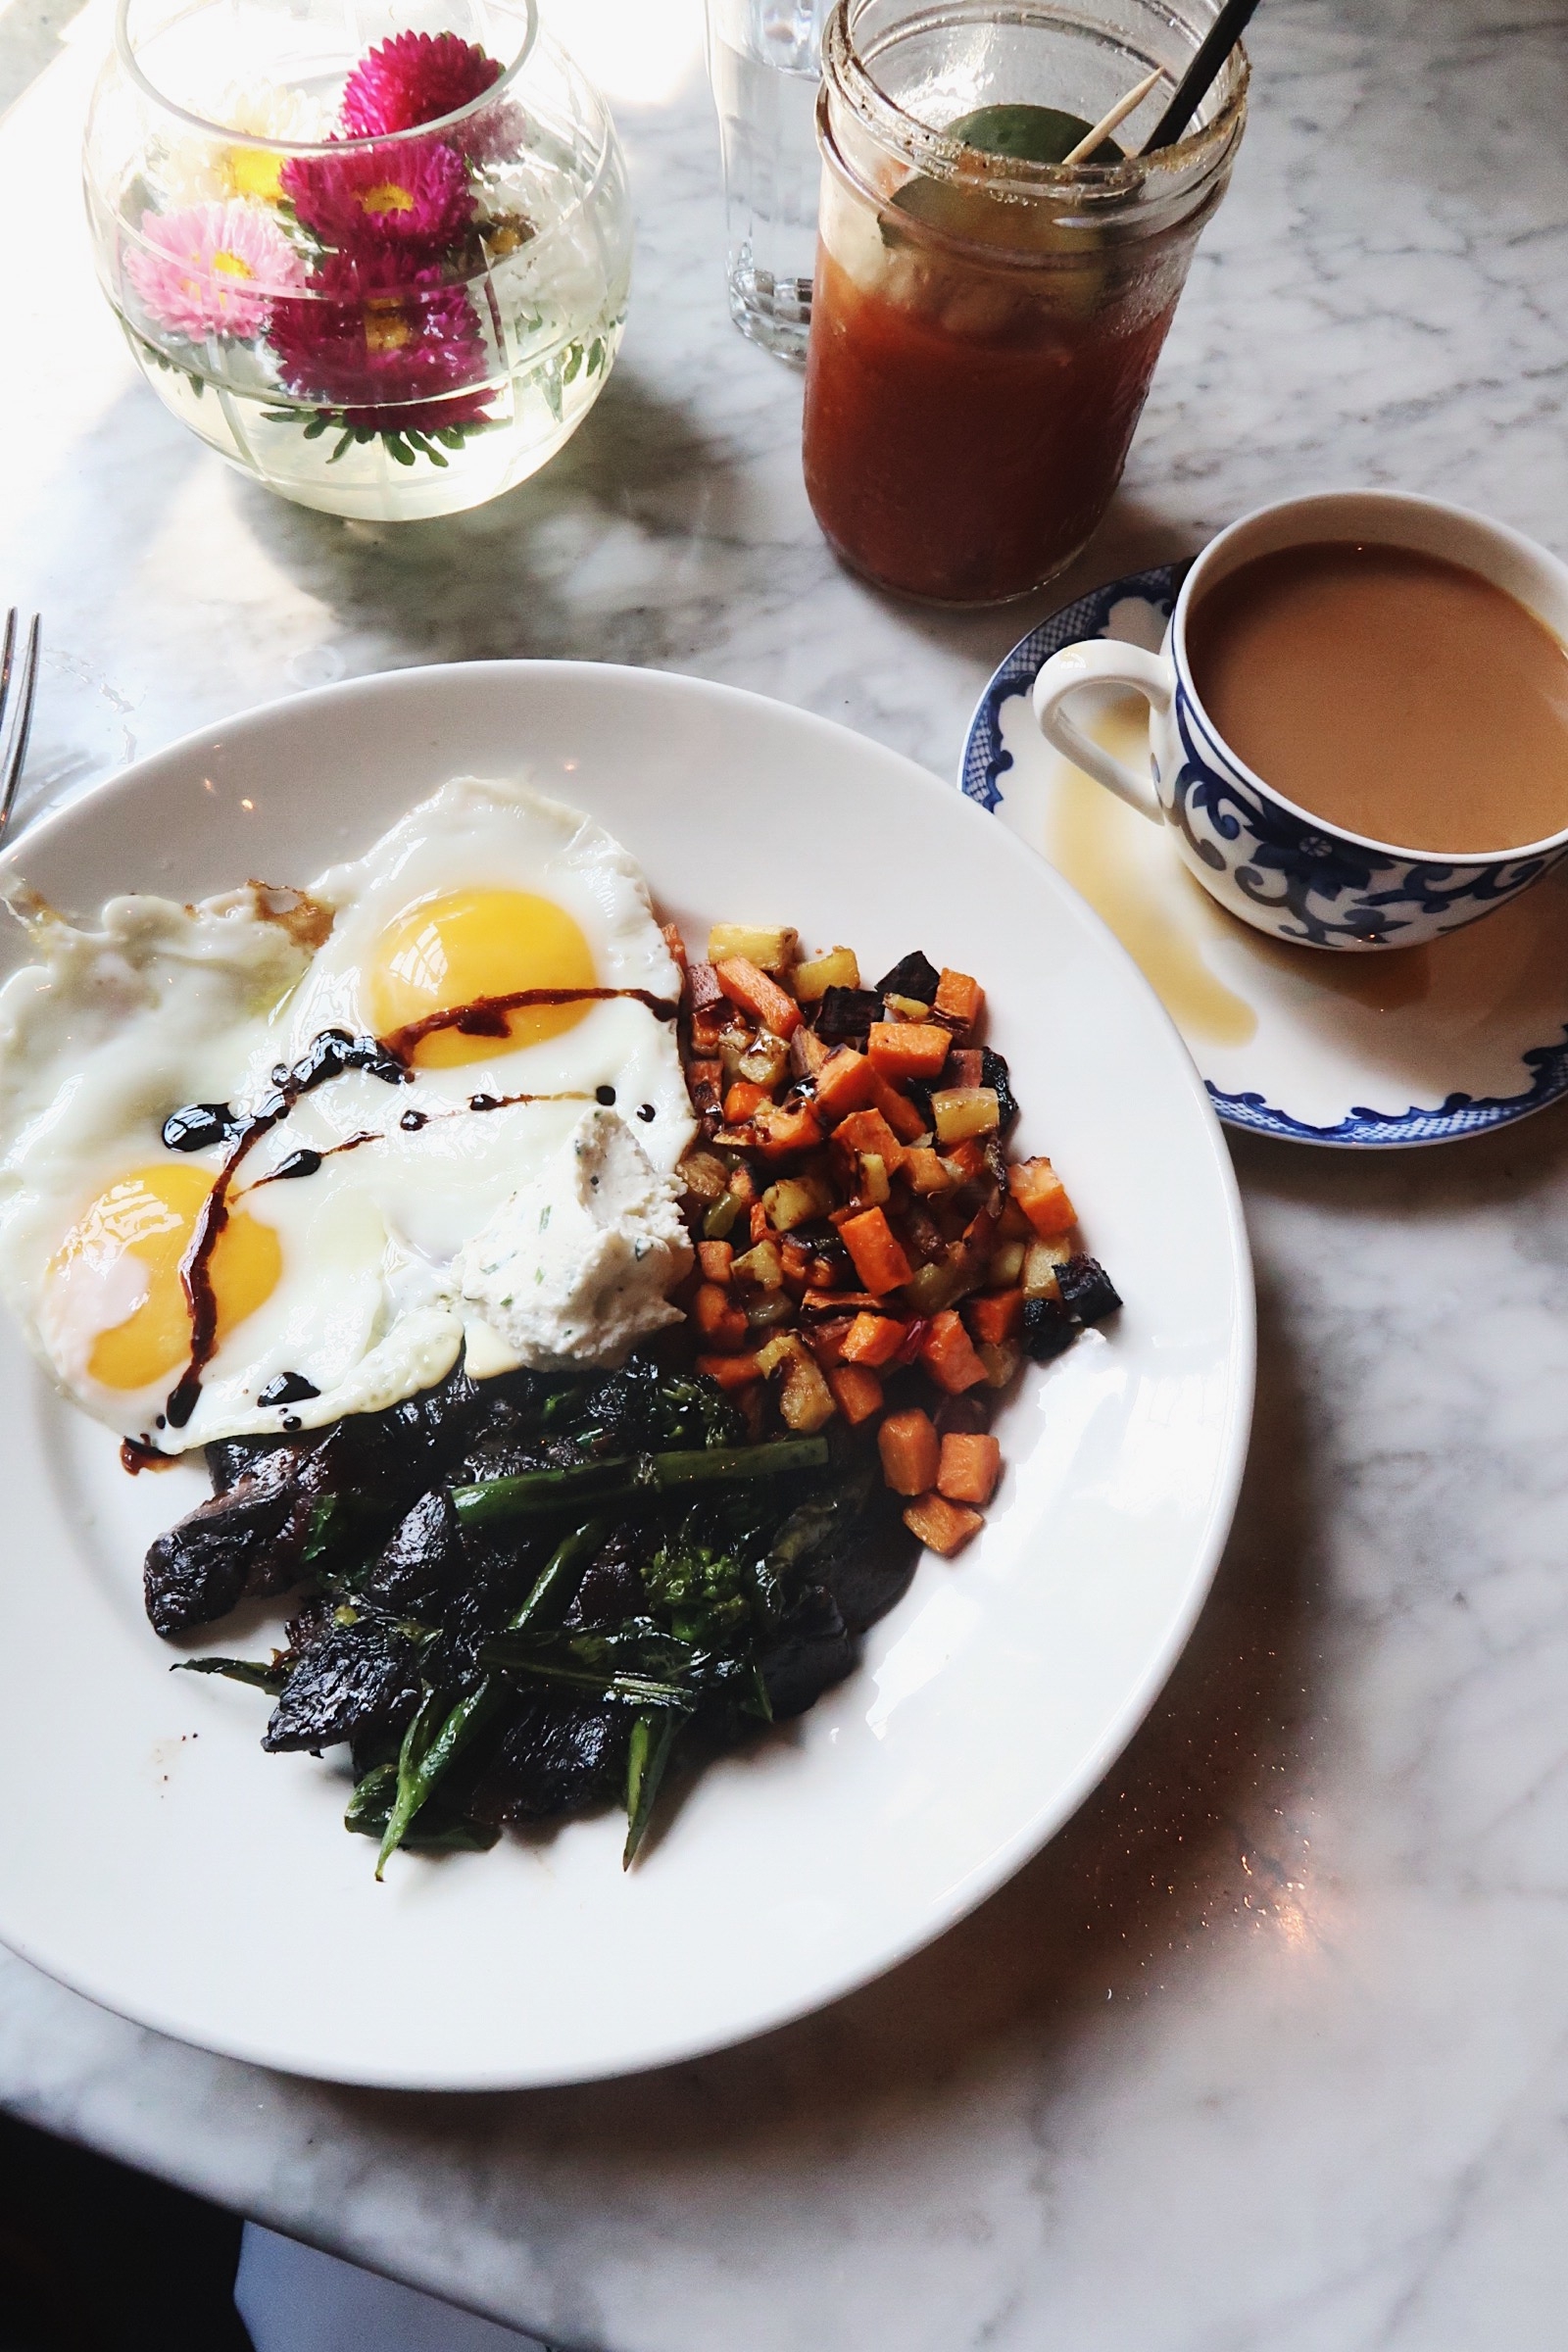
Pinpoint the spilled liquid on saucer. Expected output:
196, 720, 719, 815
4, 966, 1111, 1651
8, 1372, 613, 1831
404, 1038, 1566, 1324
1045, 692, 1568, 1051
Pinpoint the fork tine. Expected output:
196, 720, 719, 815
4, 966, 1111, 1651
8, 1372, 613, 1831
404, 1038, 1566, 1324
0, 613, 39, 842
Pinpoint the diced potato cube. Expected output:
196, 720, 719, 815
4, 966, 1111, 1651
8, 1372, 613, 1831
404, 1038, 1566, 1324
858, 1151, 891, 1206
762, 1174, 830, 1232
739, 1031, 792, 1088
793, 946, 861, 1002
678, 1149, 729, 1203
708, 924, 799, 973
931, 1086, 1001, 1146
989, 1238, 1026, 1287
883, 992, 932, 1020
1022, 1239, 1070, 1300
733, 1237, 785, 1291
756, 1335, 837, 1432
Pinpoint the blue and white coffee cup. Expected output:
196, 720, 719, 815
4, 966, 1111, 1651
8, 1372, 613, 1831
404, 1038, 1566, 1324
1031, 489, 1568, 951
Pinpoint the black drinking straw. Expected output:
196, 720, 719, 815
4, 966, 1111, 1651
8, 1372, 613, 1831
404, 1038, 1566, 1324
1142, 0, 1263, 151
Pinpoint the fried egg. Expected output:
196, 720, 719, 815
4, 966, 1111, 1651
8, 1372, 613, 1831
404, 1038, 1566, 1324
0, 778, 694, 1452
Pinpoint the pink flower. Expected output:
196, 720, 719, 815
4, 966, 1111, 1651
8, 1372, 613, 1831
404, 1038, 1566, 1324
125, 199, 304, 340
267, 251, 493, 432
280, 137, 474, 257
340, 32, 503, 137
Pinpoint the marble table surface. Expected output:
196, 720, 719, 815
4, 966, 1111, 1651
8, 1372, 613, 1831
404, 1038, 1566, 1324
6, 0, 1568, 2343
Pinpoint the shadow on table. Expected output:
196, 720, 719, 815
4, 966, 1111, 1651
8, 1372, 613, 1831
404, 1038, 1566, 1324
228, 359, 763, 673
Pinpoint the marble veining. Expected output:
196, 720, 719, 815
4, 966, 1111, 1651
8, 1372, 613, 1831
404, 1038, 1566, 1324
5, 0, 1568, 2344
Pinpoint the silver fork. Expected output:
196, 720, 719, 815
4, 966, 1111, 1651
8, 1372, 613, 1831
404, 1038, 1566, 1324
0, 610, 41, 847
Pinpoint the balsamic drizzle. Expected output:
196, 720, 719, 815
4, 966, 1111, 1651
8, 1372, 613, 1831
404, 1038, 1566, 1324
155, 985, 672, 1429
380, 983, 677, 1061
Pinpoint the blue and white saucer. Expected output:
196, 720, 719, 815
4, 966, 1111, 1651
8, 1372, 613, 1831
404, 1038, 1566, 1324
961, 563, 1568, 1148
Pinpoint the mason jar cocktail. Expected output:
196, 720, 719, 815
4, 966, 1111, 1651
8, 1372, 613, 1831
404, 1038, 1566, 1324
803, 0, 1248, 605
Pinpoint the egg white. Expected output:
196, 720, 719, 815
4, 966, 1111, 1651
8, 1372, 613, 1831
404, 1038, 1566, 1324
0, 779, 695, 1451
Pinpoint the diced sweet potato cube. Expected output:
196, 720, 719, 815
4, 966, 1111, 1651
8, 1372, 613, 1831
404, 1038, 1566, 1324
941, 1139, 989, 1183
829, 1363, 885, 1425
833, 1105, 906, 1176
965, 1289, 1024, 1345
708, 923, 799, 973
697, 1350, 762, 1390
903, 1146, 953, 1196
878, 1407, 940, 1495
867, 1020, 952, 1081
814, 1046, 879, 1122
779, 1235, 812, 1291
938, 1431, 1003, 1507
931, 1087, 1001, 1146
1007, 1156, 1077, 1238
793, 945, 860, 1002
933, 969, 984, 1032
693, 1283, 749, 1348
919, 1308, 988, 1395
714, 956, 802, 1038
902, 1492, 984, 1556
839, 1206, 913, 1297
697, 1241, 733, 1283
870, 1073, 929, 1143
841, 1310, 907, 1367
723, 1078, 771, 1123
752, 1099, 824, 1160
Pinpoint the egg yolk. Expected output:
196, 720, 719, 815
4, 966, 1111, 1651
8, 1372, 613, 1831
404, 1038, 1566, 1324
52, 1164, 282, 1393
366, 889, 598, 1069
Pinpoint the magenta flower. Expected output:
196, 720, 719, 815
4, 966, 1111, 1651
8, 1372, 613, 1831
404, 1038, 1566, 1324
341, 32, 503, 136
267, 252, 493, 432
280, 137, 474, 257
126, 199, 304, 339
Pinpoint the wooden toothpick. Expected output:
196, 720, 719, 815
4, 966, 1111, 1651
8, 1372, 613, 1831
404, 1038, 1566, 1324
1060, 67, 1164, 167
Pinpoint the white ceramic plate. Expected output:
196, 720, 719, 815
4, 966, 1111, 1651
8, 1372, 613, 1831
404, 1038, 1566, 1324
0, 662, 1252, 2088
964, 565, 1568, 1148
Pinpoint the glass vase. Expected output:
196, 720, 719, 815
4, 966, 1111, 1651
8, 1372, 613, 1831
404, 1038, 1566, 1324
83, 0, 633, 521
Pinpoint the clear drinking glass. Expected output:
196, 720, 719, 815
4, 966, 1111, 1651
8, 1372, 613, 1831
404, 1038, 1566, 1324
706, 0, 832, 360
83, 0, 632, 521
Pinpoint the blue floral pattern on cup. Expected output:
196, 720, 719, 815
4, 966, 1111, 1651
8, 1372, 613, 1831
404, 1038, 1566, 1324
1160, 685, 1562, 950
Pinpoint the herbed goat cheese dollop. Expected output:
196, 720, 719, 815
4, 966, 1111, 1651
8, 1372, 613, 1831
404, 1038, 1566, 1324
454, 1106, 694, 1372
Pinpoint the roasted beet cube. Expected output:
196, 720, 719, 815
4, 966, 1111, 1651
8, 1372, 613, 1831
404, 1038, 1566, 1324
874, 951, 941, 1004
979, 1047, 1018, 1128
813, 986, 882, 1045
1056, 1254, 1122, 1325
1022, 1297, 1078, 1361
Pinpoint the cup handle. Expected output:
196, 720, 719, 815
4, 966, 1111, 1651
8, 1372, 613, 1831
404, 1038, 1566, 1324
1030, 640, 1175, 824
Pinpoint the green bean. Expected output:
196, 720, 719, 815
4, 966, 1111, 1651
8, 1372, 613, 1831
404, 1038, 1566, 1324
376, 1681, 505, 1879
450, 1437, 830, 1530
623, 1711, 680, 1869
